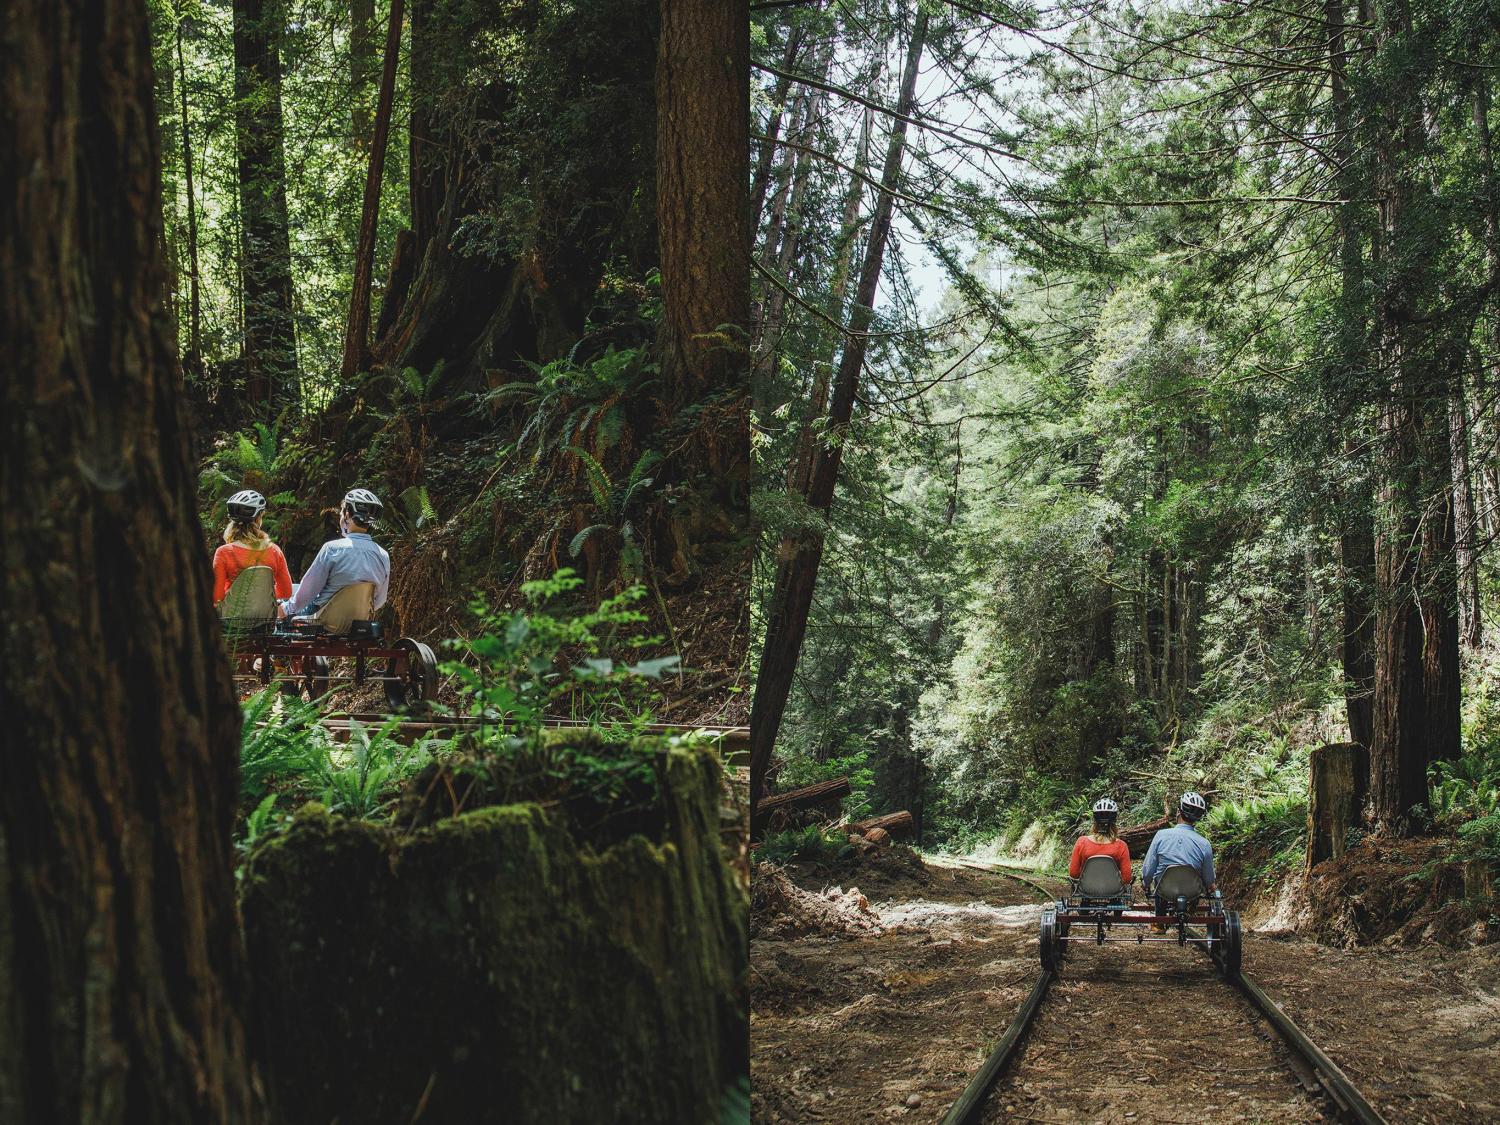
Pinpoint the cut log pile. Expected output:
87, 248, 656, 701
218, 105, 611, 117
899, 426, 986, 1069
847, 811, 913, 837
1119, 815, 1171, 858
753, 777, 851, 818
753, 778, 915, 850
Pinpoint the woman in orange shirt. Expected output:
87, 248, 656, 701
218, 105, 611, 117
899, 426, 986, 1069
213, 490, 293, 604
1068, 797, 1131, 884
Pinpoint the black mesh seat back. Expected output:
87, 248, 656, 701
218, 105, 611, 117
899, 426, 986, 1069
1078, 854, 1124, 898
1157, 864, 1204, 900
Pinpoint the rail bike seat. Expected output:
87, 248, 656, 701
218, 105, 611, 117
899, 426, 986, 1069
1072, 855, 1129, 907
289, 582, 376, 637
218, 565, 278, 634
1152, 864, 1206, 915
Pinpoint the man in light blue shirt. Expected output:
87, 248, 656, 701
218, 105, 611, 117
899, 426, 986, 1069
282, 488, 391, 617
1141, 791, 1216, 899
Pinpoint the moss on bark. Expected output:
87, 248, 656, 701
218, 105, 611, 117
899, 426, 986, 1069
240, 744, 746, 1124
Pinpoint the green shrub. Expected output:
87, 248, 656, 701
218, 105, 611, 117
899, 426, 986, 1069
444, 568, 678, 745
1200, 793, 1306, 884
1201, 792, 1306, 854
238, 689, 329, 805
237, 690, 436, 831
758, 825, 856, 866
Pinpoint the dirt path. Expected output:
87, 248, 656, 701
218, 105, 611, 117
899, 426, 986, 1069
1244, 936, 1500, 1124
751, 862, 1048, 1122
751, 852, 1500, 1124
981, 943, 1326, 1124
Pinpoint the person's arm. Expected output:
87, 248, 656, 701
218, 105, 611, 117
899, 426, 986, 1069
285, 546, 330, 615
372, 547, 390, 611
1069, 838, 1084, 879
270, 545, 293, 599
212, 547, 230, 604
1116, 841, 1131, 884
1140, 835, 1159, 892
1202, 844, 1216, 892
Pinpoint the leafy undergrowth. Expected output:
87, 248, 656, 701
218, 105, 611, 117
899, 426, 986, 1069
1202, 792, 1307, 887
235, 572, 721, 859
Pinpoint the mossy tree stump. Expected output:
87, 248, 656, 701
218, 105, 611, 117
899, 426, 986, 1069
1306, 742, 1369, 872
240, 744, 746, 1124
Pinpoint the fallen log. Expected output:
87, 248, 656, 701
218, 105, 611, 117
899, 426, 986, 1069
1119, 815, 1171, 858
847, 810, 915, 837
863, 827, 891, 847
754, 777, 851, 818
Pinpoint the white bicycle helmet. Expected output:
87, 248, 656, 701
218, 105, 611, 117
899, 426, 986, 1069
1179, 790, 1208, 821
1092, 797, 1119, 816
226, 489, 266, 522
342, 487, 383, 526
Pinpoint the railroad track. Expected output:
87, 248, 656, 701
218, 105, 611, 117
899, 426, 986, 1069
313, 712, 749, 758
939, 882, 1388, 1125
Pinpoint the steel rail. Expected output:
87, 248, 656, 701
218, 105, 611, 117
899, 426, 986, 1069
939, 901, 1387, 1125
955, 860, 1057, 901
1234, 971, 1389, 1125
939, 969, 1053, 1125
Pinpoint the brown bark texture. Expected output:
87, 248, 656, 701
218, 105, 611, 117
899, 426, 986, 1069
233, 0, 299, 415
376, 1, 659, 390
749, 12, 928, 827
0, 0, 254, 1119
1306, 743, 1369, 870
1368, 0, 1460, 830
350, 0, 376, 149
754, 777, 852, 817
1120, 816, 1172, 858
656, 0, 751, 401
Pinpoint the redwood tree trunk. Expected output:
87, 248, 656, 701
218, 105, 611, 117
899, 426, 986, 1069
0, 0, 253, 1118
750, 11, 929, 825
657, 0, 751, 402
1326, 0, 1376, 752
1368, 0, 1457, 830
1450, 372, 1482, 647
233, 0, 299, 416
341, 0, 405, 381
350, 0, 376, 150
176, 16, 204, 381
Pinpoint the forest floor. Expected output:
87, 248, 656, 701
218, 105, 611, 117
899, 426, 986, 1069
750, 850, 1500, 1124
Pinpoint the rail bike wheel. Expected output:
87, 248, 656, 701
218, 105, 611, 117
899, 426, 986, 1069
1216, 910, 1242, 980
302, 655, 331, 700
1040, 906, 1062, 972
384, 638, 437, 710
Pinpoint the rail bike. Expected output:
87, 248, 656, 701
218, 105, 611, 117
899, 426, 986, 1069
1038, 855, 1242, 979
218, 564, 437, 707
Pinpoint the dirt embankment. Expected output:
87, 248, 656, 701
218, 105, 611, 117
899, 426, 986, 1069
1219, 834, 1495, 949
752, 849, 1500, 1124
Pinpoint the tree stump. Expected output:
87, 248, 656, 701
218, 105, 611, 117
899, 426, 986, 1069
1306, 742, 1369, 871
241, 745, 745, 1124
863, 827, 892, 847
